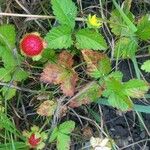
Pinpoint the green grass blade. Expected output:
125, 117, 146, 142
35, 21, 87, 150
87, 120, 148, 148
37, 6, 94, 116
112, 0, 137, 33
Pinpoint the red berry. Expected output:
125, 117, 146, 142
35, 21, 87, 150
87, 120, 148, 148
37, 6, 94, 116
28, 133, 41, 148
20, 33, 45, 57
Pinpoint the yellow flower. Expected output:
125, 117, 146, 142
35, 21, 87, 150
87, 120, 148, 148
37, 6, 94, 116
87, 14, 102, 28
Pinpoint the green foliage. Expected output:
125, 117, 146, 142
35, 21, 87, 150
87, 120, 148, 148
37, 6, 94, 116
13, 69, 29, 82
51, 0, 77, 28
109, 9, 135, 36
112, 0, 137, 33
75, 29, 107, 50
141, 60, 150, 72
50, 121, 75, 150
0, 68, 11, 82
136, 14, 150, 40
0, 24, 16, 49
2, 47, 18, 68
103, 77, 133, 111
102, 73, 149, 111
114, 37, 138, 58
124, 79, 149, 98
106, 71, 123, 81
0, 112, 20, 135
41, 48, 57, 63
0, 25, 29, 100
57, 133, 70, 150
1, 86, 17, 100
45, 26, 73, 49
0, 142, 27, 150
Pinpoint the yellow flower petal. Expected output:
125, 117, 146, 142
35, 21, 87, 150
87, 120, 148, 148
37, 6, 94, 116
87, 14, 102, 28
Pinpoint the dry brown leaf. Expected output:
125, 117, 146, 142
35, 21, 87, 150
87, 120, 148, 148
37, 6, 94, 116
40, 51, 78, 96
58, 50, 74, 68
82, 49, 111, 78
37, 100, 57, 117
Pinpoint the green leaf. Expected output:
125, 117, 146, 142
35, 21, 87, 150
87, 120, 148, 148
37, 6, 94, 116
41, 48, 57, 63
57, 133, 70, 150
13, 69, 29, 82
97, 98, 150, 113
59, 121, 75, 134
75, 29, 107, 50
136, 14, 150, 40
124, 79, 149, 98
0, 68, 11, 82
2, 86, 16, 100
107, 71, 123, 81
109, 9, 135, 36
141, 60, 150, 73
0, 113, 20, 135
50, 127, 59, 142
114, 37, 138, 58
0, 24, 16, 49
112, 0, 137, 33
45, 26, 73, 49
0, 46, 17, 68
51, 0, 77, 28
108, 92, 133, 111
103, 78, 133, 111
50, 121, 75, 150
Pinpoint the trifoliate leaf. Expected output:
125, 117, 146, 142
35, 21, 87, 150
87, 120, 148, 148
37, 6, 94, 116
45, 26, 73, 49
141, 60, 150, 73
13, 69, 29, 82
0, 24, 16, 49
59, 121, 75, 134
124, 79, 149, 98
114, 37, 138, 58
136, 14, 150, 40
82, 49, 111, 78
40, 51, 78, 96
69, 82, 102, 108
50, 120, 75, 150
109, 9, 135, 36
103, 78, 133, 111
51, 0, 77, 28
0, 68, 11, 82
57, 133, 70, 150
2, 86, 16, 100
103, 75, 149, 111
75, 29, 107, 50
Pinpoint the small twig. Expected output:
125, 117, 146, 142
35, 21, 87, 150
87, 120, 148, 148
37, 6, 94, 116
0, 12, 86, 21
0, 82, 39, 93
120, 139, 150, 150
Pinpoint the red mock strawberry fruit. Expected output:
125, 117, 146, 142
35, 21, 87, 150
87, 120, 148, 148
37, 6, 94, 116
20, 33, 46, 57
28, 133, 41, 148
